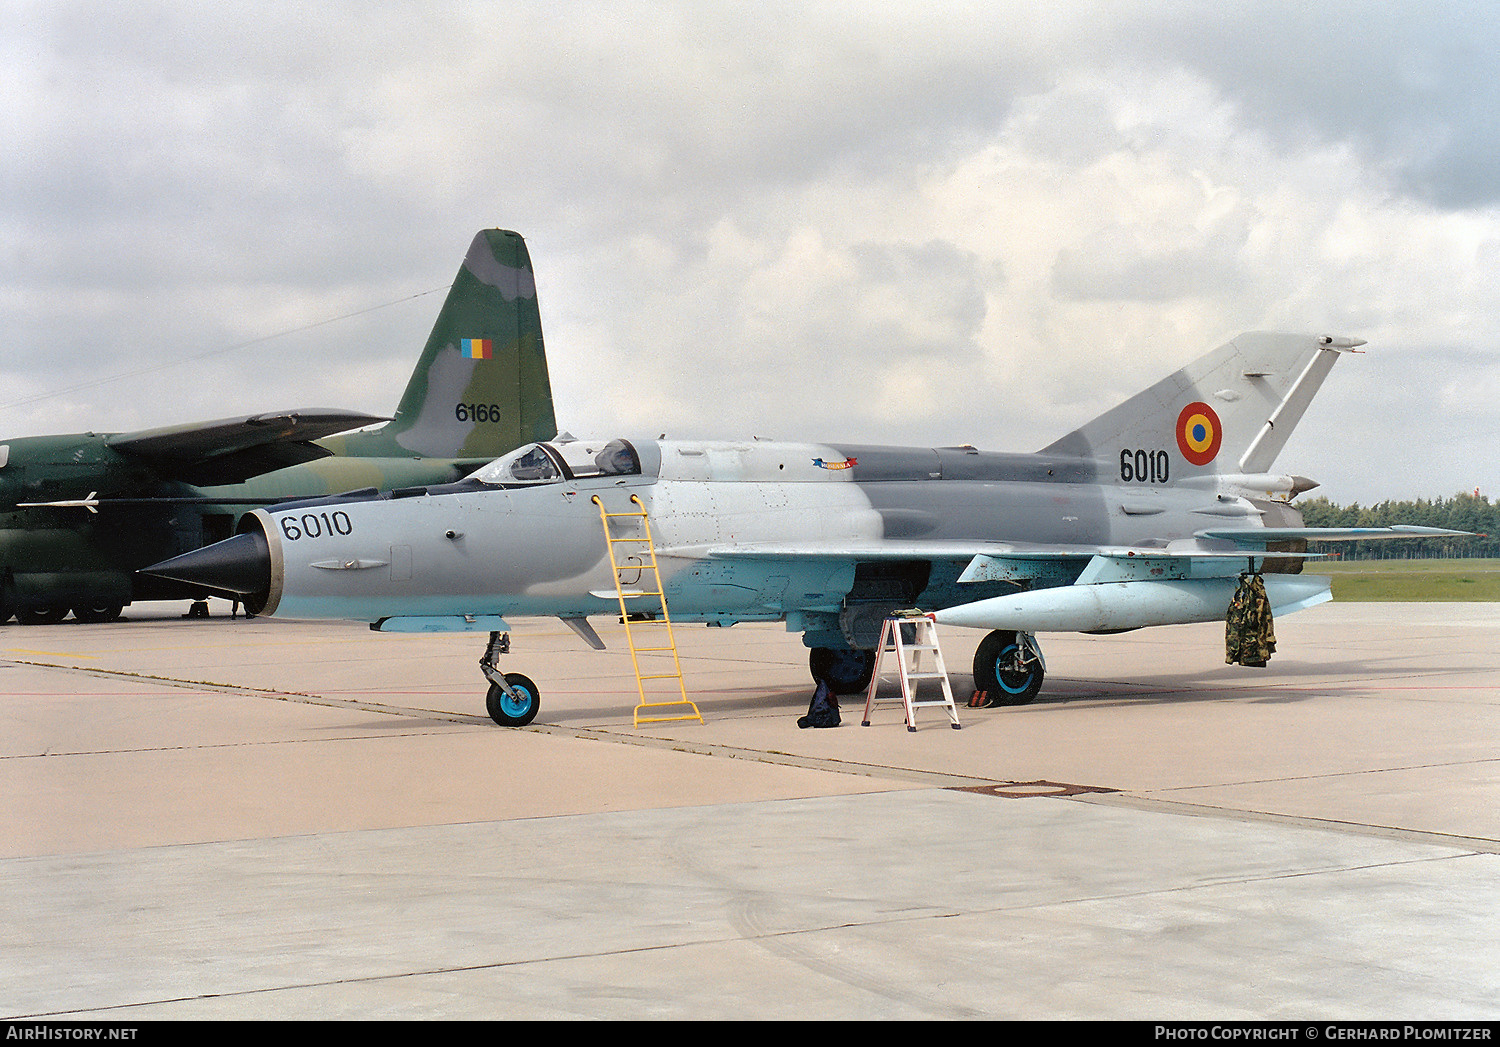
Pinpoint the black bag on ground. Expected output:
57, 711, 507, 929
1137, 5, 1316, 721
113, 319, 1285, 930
798, 679, 841, 728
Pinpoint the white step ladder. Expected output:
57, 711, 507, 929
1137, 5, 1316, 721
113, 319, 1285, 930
861, 612, 961, 732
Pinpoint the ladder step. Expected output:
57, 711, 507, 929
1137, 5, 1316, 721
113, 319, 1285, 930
595, 494, 702, 728
637, 708, 704, 724
862, 615, 960, 732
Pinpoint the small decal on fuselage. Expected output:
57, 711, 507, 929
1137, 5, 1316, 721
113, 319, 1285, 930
460, 338, 492, 359
811, 457, 858, 471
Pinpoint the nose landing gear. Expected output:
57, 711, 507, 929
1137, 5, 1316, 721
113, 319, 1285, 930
479, 630, 540, 726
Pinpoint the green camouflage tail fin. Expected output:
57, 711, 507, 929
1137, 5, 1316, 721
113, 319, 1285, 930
332, 229, 557, 460
1042, 332, 1364, 480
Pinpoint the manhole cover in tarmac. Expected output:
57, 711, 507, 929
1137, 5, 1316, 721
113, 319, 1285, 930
953, 781, 1118, 799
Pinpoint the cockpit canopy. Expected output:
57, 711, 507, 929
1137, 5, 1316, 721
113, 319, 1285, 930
468, 439, 644, 486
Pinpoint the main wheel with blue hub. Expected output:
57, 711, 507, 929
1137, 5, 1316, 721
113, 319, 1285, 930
972, 630, 1044, 705
486, 673, 540, 726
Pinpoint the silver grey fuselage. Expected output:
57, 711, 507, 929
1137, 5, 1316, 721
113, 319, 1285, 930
243, 437, 1298, 645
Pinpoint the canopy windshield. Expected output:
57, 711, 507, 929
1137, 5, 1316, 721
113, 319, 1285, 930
469, 439, 642, 486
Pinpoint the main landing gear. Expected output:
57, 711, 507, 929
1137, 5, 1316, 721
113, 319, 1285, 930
73, 603, 124, 624
809, 647, 876, 695
5, 603, 124, 625
971, 629, 1045, 704
480, 630, 540, 727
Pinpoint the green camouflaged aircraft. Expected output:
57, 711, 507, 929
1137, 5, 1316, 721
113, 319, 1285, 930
0, 229, 556, 624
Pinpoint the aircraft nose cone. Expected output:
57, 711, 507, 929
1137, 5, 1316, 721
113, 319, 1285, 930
144, 531, 271, 597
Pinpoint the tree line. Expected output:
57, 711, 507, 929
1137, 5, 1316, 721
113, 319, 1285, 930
1296, 492, 1496, 559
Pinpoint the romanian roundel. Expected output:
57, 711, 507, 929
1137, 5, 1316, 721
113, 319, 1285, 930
1175, 401, 1223, 467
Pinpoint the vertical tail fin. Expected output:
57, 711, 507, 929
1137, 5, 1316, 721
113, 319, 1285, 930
1042, 332, 1363, 479
335, 229, 558, 460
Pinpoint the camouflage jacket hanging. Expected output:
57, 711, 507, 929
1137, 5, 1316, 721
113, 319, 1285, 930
1225, 572, 1277, 667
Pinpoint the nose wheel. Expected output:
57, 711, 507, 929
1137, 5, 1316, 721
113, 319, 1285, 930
485, 673, 540, 727
480, 630, 541, 726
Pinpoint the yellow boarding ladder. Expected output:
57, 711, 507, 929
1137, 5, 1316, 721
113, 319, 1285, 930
592, 495, 702, 727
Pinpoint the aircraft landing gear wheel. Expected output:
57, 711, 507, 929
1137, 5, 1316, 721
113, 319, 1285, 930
972, 629, 1044, 705
486, 673, 540, 727
17, 607, 68, 626
73, 603, 123, 624
809, 647, 875, 695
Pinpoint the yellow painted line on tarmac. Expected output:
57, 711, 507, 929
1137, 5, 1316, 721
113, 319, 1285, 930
3, 649, 97, 659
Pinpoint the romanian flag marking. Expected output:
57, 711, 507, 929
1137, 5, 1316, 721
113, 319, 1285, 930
461, 338, 493, 360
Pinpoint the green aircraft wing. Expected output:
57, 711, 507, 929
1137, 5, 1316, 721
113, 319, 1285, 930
106, 409, 387, 487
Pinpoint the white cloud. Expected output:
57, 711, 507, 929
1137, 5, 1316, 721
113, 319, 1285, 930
4, 1, 1499, 503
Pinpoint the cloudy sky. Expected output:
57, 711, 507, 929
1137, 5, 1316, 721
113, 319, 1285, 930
5, 1, 1498, 504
